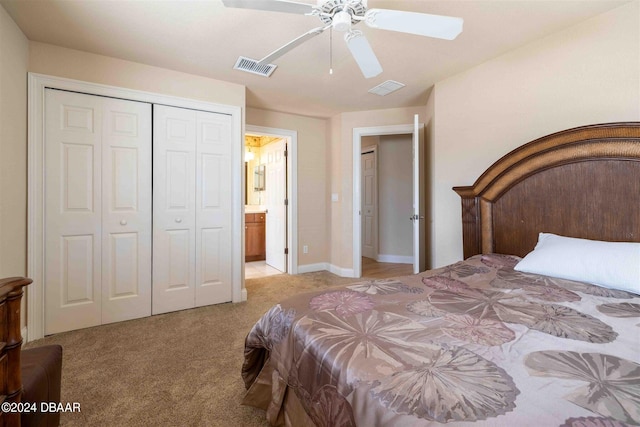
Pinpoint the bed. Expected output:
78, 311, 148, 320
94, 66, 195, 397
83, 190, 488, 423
241, 122, 640, 427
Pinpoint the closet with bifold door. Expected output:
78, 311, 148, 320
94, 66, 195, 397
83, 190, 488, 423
45, 89, 152, 335
43, 90, 233, 335
152, 105, 233, 315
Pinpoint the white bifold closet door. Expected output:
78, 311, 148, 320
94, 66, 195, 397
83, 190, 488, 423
152, 105, 233, 315
44, 89, 152, 335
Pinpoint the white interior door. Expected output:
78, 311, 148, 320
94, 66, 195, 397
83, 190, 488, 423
152, 105, 197, 314
361, 148, 377, 259
264, 139, 286, 272
412, 114, 426, 274
45, 89, 152, 334
153, 105, 233, 313
101, 97, 152, 324
195, 111, 233, 306
45, 90, 103, 334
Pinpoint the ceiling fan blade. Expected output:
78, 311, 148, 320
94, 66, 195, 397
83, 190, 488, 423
365, 9, 463, 40
258, 25, 329, 66
344, 30, 382, 79
221, 0, 314, 15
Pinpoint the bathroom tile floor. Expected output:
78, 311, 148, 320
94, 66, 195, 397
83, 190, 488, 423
245, 261, 283, 279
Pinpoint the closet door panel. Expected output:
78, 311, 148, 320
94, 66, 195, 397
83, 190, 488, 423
167, 229, 191, 288
152, 105, 197, 314
166, 151, 190, 209
101, 98, 152, 324
45, 90, 103, 335
63, 143, 95, 211
61, 235, 96, 303
195, 112, 233, 306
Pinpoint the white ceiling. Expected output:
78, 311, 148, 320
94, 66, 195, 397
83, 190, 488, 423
1, 0, 628, 118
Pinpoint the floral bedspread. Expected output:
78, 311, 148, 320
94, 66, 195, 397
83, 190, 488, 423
241, 254, 640, 427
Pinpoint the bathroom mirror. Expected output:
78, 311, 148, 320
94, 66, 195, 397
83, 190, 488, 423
254, 165, 265, 192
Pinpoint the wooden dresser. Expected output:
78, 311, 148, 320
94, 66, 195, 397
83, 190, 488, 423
245, 212, 266, 262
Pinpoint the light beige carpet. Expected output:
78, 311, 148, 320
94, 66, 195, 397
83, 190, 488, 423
25, 271, 361, 427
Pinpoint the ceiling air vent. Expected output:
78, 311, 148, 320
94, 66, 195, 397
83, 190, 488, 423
368, 80, 405, 96
233, 56, 277, 77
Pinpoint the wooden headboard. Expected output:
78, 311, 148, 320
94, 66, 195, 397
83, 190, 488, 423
453, 122, 640, 259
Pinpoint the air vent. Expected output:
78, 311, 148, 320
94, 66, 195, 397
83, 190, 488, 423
368, 80, 406, 96
233, 56, 277, 77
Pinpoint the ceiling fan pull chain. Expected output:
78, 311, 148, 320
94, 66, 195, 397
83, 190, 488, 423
329, 27, 334, 75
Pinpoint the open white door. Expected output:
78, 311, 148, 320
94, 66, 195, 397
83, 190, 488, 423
412, 114, 426, 274
264, 139, 287, 272
361, 148, 377, 260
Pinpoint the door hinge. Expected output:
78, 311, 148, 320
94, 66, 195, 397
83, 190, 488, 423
284, 247, 289, 255
284, 147, 288, 157
284, 198, 288, 206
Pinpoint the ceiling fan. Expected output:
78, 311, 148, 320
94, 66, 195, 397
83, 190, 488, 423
222, 0, 463, 78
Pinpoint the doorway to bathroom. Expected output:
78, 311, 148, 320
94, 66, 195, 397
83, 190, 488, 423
244, 125, 297, 279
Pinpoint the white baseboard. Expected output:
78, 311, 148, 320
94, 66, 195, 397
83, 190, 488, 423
329, 264, 357, 278
297, 263, 357, 278
241, 287, 248, 302
377, 254, 413, 264
297, 263, 329, 274
22, 326, 28, 343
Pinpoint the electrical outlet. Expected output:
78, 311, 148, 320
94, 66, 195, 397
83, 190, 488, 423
303, 245, 309, 254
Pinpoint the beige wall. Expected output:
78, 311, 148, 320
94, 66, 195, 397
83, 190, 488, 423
361, 135, 379, 148
431, 1, 640, 268
246, 108, 329, 266
29, 42, 245, 108
0, 6, 29, 278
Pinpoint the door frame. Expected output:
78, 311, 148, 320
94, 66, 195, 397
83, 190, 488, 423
28, 73, 244, 341
245, 125, 298, 275
352, 122, 424, 278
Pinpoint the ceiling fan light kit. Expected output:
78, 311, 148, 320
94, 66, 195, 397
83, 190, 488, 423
331, 10, 352, 32
223, 0, 463, 78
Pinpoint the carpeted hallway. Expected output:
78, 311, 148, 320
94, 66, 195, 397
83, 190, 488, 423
25, 271, 364, 426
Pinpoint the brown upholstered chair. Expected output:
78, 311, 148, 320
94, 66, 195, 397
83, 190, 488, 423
0, 277, 62, 427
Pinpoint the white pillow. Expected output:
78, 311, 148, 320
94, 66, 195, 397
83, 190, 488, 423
514, 233, 640, 295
